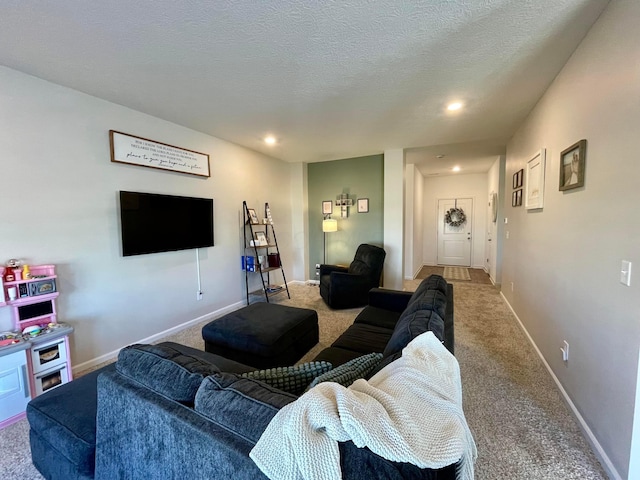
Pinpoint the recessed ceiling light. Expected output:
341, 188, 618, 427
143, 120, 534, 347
264, 136, 277, 145
447, 102, 463, 111
452, 166, 461, 172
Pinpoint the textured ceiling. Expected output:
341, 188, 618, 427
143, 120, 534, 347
0, 1, 609, 173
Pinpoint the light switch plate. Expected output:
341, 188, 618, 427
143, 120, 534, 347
621, 260, 632, 286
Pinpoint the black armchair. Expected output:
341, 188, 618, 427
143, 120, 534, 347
319, 244, 386, 309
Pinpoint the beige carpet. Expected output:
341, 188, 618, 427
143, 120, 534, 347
443, 266, 471, 281
0, 281, 607, 479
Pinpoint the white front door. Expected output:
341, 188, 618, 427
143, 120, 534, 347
437, 198, 472, 266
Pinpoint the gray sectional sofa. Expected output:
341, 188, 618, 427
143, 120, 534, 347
27, 275, 457, 480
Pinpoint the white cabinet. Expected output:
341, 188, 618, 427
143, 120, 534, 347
0, 348, 30, 427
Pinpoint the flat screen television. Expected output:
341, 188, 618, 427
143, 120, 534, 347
119, 191, 214, 256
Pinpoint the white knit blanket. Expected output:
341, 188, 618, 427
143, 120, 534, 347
250, 332, 476, 480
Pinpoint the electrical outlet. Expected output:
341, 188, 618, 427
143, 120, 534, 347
197, 291, 203, 301
506, 230, 510, 239
561, 341, 569, 362
621, 260, 632, 286
510, 282, 514, 292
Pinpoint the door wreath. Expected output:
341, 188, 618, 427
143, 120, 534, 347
445, 207, 466, 227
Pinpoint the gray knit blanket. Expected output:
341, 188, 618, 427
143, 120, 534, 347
250, 332, 477, 480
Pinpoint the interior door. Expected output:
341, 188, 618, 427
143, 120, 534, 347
437, 198, 472, 266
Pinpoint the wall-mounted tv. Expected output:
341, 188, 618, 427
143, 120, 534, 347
119, 191, 214, 257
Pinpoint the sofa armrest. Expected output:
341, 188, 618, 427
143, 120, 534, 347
95, 370, 268, 480
327, 271, 372, 291
367, 288, 413, 313
319, 264, 349, 276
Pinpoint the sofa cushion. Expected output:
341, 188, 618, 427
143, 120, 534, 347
403, 287, 447, 320
383, 309, 445, 358
116, 343, 221, 404
312, 346, 367, 368
27, 363, 117, 480
353, 306, 402, 330
241, 361, 332, 395
194, 373, 297, 443
410, 274, 448, 298
307, 353, 383, 390
331, 323, 394, 354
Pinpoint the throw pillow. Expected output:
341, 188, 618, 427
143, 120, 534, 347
116, 343, 221, 404
306, 353, 383, 390
195, 373, 297, 443
241, 361, 332, 396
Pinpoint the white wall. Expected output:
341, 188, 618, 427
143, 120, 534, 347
412, 167, 425, 277
0, 66, 299, 370
502, 1, 640, 477
403, 164, 425, 280
486, 157, 504, 284
404, 166, 415, 279
422, 173, 488, 268
383, 149, 405, 289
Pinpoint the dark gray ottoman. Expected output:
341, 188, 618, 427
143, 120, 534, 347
202, 303, 319, 369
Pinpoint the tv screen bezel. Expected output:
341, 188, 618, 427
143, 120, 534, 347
119, 190, 214, 257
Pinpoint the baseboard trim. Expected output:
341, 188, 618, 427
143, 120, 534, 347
72, 281, 311, 375
72, 299, 245, 375
499, 292, 622, 480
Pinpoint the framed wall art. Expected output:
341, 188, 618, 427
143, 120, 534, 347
110, 130, 210, 177
559, 139, 586, 191
322, 200, 333, 215
513, 169, 524, 189
511, 189, 522, 207
525, 149, 546, 210
357, 198, 369, 213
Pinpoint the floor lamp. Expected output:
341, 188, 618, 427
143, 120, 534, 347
322, 217, 337, 264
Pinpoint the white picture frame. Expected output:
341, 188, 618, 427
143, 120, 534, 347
357, 198, 369, 213
525, 149, 546, 210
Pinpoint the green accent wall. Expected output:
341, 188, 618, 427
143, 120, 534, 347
307, 154, 384, 279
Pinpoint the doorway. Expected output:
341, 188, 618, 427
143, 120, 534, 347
437, 198, 472, 266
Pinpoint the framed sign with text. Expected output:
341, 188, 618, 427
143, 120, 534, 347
109, 130, 210, 177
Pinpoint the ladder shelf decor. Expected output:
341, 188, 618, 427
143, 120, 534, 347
242, 201, 290, 304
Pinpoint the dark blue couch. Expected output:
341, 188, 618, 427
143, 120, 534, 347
28, 275, 456, 480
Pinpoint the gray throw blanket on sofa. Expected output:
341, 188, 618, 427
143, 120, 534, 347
250, 332, 476, 480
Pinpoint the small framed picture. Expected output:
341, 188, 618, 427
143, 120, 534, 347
357, 198, 369, 213
513, 172, 518, 189
512, 189, 523, 207
322, 200, 333, 215
559, 139, 586, 191
247, 208, 259, 225
254, 231, 267, 245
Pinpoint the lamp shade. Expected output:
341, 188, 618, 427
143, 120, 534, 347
322, 218, 337, 232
